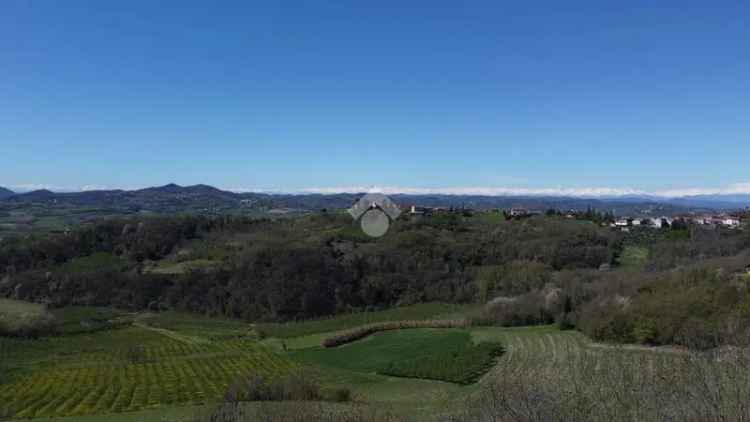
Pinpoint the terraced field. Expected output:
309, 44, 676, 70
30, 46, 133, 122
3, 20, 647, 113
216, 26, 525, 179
0, 325, 293, 419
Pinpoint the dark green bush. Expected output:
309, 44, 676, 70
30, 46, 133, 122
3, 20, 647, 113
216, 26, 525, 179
329, 388, 352, 403
224, 369, 323, 403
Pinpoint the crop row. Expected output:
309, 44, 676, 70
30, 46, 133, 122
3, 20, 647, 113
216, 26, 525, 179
321, 319, 470, 347
0, 344, 294, 418
1, 333, 260, 368
381, 341, 504, 384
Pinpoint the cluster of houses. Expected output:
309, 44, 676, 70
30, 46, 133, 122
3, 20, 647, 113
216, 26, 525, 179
612, 217, 671, 229
404, 202, 745, 232
509, 208, 544, 217
687, 214, 742, 227
408, 206, 545, 217
612, 214, 743, 230
408, 205, 474, 216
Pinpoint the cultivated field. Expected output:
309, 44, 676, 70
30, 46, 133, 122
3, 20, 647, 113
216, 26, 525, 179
2, 304, 742, 422
0, 319, 293, 419
291, 329, 502, 385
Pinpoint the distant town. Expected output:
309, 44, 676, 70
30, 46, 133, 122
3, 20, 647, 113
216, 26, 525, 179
405, 204, 746, 231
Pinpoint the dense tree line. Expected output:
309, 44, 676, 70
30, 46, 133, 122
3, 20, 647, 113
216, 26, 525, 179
2, 212, 749, 348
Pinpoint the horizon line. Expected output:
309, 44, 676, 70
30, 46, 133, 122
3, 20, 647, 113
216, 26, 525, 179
5, 182, 750, 199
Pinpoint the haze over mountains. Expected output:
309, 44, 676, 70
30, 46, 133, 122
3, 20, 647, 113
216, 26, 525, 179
1, 184, 749, 214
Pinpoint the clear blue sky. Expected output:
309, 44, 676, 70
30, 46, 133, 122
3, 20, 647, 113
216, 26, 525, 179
2, 1, 749, 194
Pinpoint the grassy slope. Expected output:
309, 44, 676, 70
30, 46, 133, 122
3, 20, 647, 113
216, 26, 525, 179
279, 326, 571, 417
140, 311, 251, 340
280, 323, 683, 415
50, 306, 130, 335
257, 303, 472, 339
0, 299, 46, 317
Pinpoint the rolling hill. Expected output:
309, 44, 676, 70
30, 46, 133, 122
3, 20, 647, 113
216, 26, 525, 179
1, 184, 748, 215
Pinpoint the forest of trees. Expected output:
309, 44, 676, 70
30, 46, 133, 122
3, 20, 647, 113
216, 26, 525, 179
1, 212, 749, 349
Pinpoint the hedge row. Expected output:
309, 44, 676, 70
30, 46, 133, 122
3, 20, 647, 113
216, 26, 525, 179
321, 319, 470, 348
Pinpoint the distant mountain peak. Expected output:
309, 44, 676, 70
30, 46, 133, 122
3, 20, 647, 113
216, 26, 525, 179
135, 183, 183, 193
0, 186, 14, 199
7, 189, 56, 201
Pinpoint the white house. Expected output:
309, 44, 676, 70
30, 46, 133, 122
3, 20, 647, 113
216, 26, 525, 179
649, 217, 672, 228
723, 217, 741, 228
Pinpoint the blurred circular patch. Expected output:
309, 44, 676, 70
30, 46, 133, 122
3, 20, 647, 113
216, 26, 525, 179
360, 208, 390, 237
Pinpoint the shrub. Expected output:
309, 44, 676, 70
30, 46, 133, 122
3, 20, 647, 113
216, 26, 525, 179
321, 319, 469, 348
329, 388, 352, 403
632, 318, 658, 344
189, 401, 402, 422
470, 292, 553, 327
556, 312, 576, 330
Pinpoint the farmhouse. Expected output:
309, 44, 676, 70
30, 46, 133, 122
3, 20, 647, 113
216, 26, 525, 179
409, 205, 431, 216
611, 217, 671, 229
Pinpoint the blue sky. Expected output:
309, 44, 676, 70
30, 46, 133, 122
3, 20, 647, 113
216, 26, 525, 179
2, 1, 749, 195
